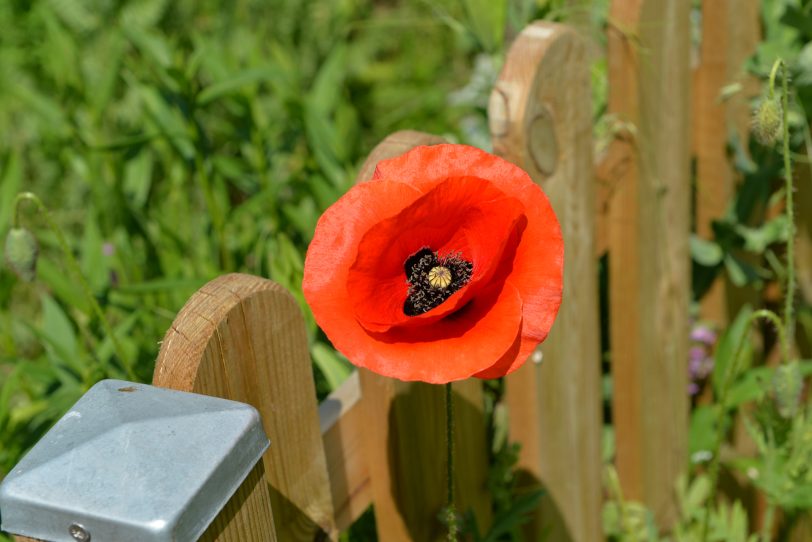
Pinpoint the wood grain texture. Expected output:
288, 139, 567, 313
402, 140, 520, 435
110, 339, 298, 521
200, 462, 277, 542
354, 132, 492, 541
692, 0, 760, 324
489, 21, 603, 542
154, 273, 336, 541
318, 371, 371, 531
607, 0, 691, 526
358, 370, 491, 541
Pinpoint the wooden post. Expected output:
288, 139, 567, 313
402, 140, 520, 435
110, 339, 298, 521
607, 0, 691, 526
489, 22, 602, 542
353, 131, 492, 541
318, 371, 371, 531
154, 273, 337, 541
692, 0, 761, 324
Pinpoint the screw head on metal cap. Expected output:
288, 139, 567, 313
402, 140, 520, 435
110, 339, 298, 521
69, 523, 90, 541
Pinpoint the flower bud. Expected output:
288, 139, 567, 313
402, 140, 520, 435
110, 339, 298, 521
773, 361, 803, 419
752, 99, 782, 146
4, 227, 38, 282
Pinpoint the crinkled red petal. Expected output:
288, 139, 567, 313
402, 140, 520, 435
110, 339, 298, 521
473, 333, 538, 379
303, 179, 423, 343
373, 144, 563, 347
330, 281, 524, 383
347, 176, 525, 333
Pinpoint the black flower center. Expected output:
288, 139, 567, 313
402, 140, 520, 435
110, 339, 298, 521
403, 247, 473, 316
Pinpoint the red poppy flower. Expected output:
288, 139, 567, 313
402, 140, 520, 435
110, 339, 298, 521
303, 144, 563, 383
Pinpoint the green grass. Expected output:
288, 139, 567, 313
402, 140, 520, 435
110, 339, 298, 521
0, 0, 504, 474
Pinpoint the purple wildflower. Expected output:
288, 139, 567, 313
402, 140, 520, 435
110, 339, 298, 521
690, 324, 717, 346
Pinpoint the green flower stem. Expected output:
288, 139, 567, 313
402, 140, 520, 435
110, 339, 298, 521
702, 309, 785, 542
446, 382, 458, 542
779, 60, 796, 350
13, 192, 135, 381
767, 58, 796, 356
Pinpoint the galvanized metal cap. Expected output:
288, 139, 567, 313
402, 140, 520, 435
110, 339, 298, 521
0, 379, 269, 542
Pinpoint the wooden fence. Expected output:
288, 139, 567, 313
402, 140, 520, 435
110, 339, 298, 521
13, 2, 764, 541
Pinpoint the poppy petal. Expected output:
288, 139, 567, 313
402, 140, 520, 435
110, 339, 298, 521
346, 176, 526, 333
303, 180, 424, 337
373, 144, 563, 345
473, 334, 537, 379
324, 281, 524, 383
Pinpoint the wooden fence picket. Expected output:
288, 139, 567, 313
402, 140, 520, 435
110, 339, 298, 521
153, 274, 336, 541
489, 21, 603, 542
606, 0, 692, 526
692, 0, 761, 325
318, 371, 370, 531
352, 131, 493, 542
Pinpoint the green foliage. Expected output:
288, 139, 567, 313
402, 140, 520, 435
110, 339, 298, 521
0, 0, 495, 481
604, 472, 758, 542
741, 402, 812, 514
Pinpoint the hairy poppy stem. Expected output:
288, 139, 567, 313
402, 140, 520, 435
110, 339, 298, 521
446, 382, 458, 541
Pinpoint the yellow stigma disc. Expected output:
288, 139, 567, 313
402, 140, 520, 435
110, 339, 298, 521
427, 266, 452, 289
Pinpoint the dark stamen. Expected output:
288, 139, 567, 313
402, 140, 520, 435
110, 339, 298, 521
403, 247, 473, 316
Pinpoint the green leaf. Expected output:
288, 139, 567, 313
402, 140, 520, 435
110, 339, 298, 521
684, 475, 711, 512
124, 27, 173, 69
0, 363, 24, 428
37, 294, 83, 377
308, 45, 348, 116
37, 258, 90, 314
689, 405, 716, 455
80, 211, 108, 293
47, 0, 99, 33
690, 235, 724, 266
120, 0, 170, 28
735, 215, 789, 254
712, 305, 753, 395
197, 67, 282, 106
137, 86, 196, 160
780, 5, 812, 39
0, 152, 22, 238
96, 311, 140, 371
123, 152, 155, 209
482, 489, 544, 542
726, 367, 772, 407
311, 343, 351, 391
304, 103, 347, 187
461, 0, 507, 53
723, 254, 765, 287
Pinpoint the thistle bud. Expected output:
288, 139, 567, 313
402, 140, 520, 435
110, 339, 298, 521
4, 227, 38, 282
752, 98, 783, 146
773, 361, 803, 419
